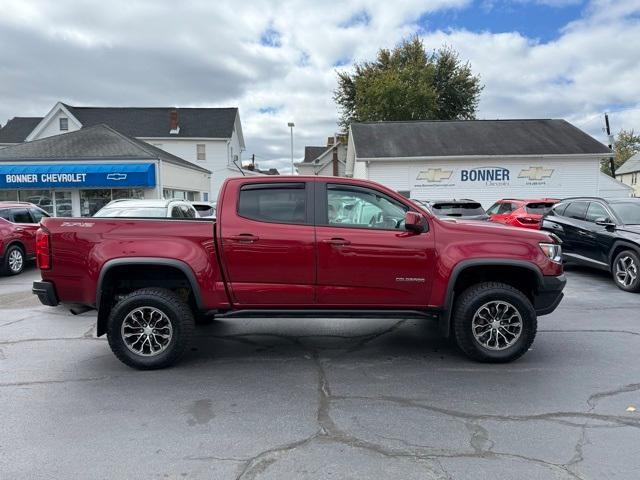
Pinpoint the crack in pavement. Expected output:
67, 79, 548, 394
540, 329, 640, 337
232, 341, 605, 480
0, 336, 106, 346
0, 375, 112, 388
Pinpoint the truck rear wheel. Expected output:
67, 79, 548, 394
106, 288, 195, 370
453, 282, 537, 363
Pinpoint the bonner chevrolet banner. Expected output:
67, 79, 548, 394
411, 164, 562, 190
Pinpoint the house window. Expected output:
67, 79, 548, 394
59, 118, 69, 131
197, 144, 206, 161
632, 172, 638, 185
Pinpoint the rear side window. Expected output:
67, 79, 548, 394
550, 203, 568, 216
238, 183, 307, 224
564, 201, 588, 220
488, 202, 516, 215
12, 209, 34, 223
180, 205, 196, 218
525, 202, 555, 215
29, 208, 48, 222
170, 206, 183, 218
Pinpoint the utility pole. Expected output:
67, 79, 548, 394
288, 122, 295, 175
605, 113, 615, 177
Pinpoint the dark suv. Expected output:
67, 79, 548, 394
0, 202, 50, 275
541, 197, 640, 292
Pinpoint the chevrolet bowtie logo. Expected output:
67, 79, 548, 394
518, 166, 554, 181
106, 173, 127, 181
416, 168, 453, 182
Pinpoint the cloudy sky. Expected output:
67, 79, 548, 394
0, 0, 639, 173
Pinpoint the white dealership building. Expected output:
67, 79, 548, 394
345, 119, 632, 206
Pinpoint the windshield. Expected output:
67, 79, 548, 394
610, 202, 640, 224
94, 207, 167, 218
432, 202, 485, 217
525, 202, 556, 214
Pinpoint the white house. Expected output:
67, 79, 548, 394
615, 152, 640, 197
0, 102, 261, 201
345, 119, 632, 206
295, 135, 347, 176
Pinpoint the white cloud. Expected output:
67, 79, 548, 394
0, 0, 638, 173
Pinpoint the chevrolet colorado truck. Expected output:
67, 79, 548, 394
32, 176, 566, 369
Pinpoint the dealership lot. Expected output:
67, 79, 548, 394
1, 266, 639, 479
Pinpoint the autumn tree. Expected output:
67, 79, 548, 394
601, 129, 640, 176
334, 37, 483, 129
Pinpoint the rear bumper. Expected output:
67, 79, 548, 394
32, 281, 59, 307
534, 274, 566, 316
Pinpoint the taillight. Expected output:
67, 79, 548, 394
516, 216, 540, 225
36, 228, 51, 270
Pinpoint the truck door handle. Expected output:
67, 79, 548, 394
322, 238, 351, 246
230, 234, 259, 243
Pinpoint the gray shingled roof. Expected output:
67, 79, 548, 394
0, 117, 44, 143
350, 119, 611, 159
303, 146, 328, 163
63, 104, 238, 139
615, 152, 640, 175
0, 124, 211, 174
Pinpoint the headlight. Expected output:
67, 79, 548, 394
539, 243, 562, 263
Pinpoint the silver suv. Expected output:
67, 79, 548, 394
93, 199, 198, 218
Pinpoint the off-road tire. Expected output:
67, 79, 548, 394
453, 282, 537, 363
107, 288, 194, 370
612, 250, 640, 293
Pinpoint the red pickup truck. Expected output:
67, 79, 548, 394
33, 176, 566, 369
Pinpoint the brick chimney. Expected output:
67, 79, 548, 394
169, 109, 179, 134
332, 146, 339, 176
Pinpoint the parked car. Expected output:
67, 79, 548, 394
0, 202, 50, 275
487, 198, 559, 229
413, 199, 489, 220
190, 201, 216, 218
94, 199, 198, 218
33, 176, 566, 369
541, 197, 640, 292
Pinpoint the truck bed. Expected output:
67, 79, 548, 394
39, 217, 227, 309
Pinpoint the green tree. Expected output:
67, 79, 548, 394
601, 129, 640, 176
334, 37, 483, 129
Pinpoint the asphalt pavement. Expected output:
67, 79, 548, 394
1, 264, 639, 479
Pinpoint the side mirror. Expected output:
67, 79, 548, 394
595, 217, 615, 228
405, 211, 427, 233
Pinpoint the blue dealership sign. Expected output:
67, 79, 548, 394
0, 163, 156, 189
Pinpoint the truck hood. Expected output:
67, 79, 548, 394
434, 216, 554, 242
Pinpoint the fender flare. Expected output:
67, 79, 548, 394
608, 240, 640, 267
438, 259, 544, 337
96, 257, 203, 336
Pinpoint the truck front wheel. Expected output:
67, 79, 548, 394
452, 282, 537, 363
106, 288, 195, 370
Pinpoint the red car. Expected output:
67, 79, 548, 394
33, 176, 565, 369
487, 198, 559, 230
0, 202, 50, 275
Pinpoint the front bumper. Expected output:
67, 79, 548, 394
32, 281, 59, 306
534, 274, 566, 316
